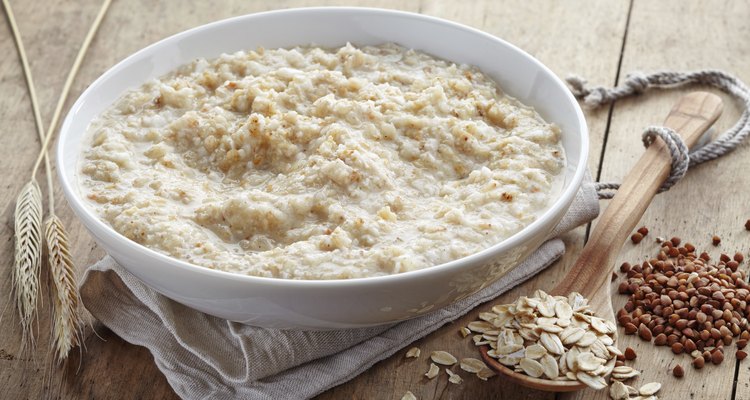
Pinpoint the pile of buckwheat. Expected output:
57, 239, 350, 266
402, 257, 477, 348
617, 232, 749, 372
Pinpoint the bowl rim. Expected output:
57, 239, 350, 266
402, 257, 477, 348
57, 6, 589, 288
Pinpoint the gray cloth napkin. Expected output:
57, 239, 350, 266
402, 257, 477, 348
79, 172, 599, 400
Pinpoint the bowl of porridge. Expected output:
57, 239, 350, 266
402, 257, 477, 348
58, 8, 588, 329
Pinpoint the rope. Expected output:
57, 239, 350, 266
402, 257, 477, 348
566, 70, 750, 199
593, 126, 691, 200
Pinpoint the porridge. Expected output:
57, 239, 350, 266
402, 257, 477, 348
79, 43, 564, 279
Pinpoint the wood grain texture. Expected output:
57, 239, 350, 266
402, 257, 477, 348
565, 1, 750, 400
16, 0, 746, 399
0, 1, 104, 399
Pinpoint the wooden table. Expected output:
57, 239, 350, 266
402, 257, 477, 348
1, 0, 749, 398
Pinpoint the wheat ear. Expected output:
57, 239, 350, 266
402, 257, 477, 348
44, 215, 83, 363
35, 0, 112, 362
13, 179, 43, 350
4, 0, 50, 352
4, 0, 112, 360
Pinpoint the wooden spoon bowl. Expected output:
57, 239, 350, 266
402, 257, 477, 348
479, 345, 587, 391
480, 92, 724, 392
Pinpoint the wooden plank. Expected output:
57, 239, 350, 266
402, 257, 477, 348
0, 0, 627, 399
566, 1, 750, 400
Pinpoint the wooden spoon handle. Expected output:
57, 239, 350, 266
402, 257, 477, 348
552, 92, 723, 309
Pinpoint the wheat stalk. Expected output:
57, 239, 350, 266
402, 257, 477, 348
44, 215, 83, 363
4, 0, 51, 353
30, 0, 113, 178
4, 0, 112, 360
13, 179, 43, 350
35, 0, 114, 361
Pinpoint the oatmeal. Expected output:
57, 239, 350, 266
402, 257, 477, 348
79, 43, 564, 279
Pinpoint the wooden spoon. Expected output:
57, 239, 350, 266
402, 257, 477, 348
480, 92, 724, 392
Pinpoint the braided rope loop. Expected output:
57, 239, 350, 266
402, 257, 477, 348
641, 126, 689, 193
567, 70, 750, 199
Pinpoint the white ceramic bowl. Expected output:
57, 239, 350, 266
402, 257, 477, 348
58, 7, 588, 329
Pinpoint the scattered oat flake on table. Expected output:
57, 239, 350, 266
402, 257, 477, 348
609, 381, 629, 400
459, 358, 486, 373
425, 363, 439, 379
430, 350, 457, 365
459, 327, 471, 338
405, 347, 420, 358
611, 365, 640, 380
638, 382, 661, 396
445, 369, 463, 384
477, 367, 496, 381
400, 391, 417, 400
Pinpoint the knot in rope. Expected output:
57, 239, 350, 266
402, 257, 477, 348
593, 126, 689, 200
641, 126, 689, 193
623, 72, 650, 95
566, 69, 750, 200
566, 72, 649, 108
